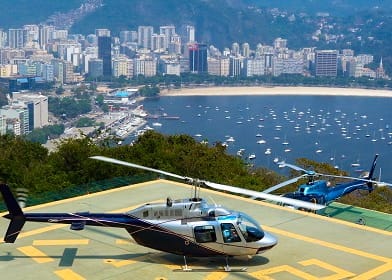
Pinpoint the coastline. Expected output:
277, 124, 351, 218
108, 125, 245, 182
160, 86, 392, 98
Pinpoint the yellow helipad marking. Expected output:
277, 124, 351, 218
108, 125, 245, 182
264, 226, 392, 263
17, 245, 54, 263
299, 259, 356, 279
152, 256, 182, 270
33, 239, 90, 246
204, 272, 229, 280
54, 269, 86, 280
250, 264, 319, 280
116, 239, 133, 245
104, 255, 147, 268
350, 262, 392, 280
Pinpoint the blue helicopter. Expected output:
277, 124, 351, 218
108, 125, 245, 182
262, 154, 391, 206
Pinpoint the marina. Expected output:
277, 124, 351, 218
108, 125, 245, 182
140, 95, 392, 182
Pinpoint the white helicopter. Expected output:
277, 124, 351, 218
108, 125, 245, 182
0, 156, 325, 271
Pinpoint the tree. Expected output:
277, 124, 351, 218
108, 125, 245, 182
55, 87, 65, 95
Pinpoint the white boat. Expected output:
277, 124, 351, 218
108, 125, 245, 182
284, 148, 291, 153
152, 122, 162, 127
265, 148, 271, 155
248, 154, 256, 160
257, 139, 266, 144
226, 136, 235, 142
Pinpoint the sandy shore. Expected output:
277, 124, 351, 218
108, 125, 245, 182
161, 86, 392, 97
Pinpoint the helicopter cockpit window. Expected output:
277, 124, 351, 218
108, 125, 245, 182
221, 223, 241, 243
194, 225, 217, 243
237, 213, 264, 242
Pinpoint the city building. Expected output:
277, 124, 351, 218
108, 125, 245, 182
12, 93, 49, 129
138, 26, 154, 49
229, 56, 244, 77
8, 28, 25, 49
0, 106, 29, 135
315, 50, 338, 77
208, 57, 229, 76
134, 57, 157, 77
98, 36, 112, 76
39, 25, 55, 50
189, 43, 208, 73
88, 58, 103, 78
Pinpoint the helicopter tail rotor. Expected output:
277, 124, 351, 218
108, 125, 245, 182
0, 184, 26, 243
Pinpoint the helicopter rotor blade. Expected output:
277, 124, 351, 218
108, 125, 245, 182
318, 174, 392, 187
277, 161, 317, 176
90, 156, 187, 181
262, 174, 308, 194
277, 160, 392, 187
203, 181, 325, 211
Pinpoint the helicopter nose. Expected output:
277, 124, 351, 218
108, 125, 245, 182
257, 232, 278, 254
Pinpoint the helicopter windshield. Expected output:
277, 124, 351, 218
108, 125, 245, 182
237, 212, 264, 242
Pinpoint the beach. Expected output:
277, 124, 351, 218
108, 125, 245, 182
161, 86, 392, 97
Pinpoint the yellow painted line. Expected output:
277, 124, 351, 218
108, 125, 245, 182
33, 239, 90, 246
152, 256, 182, 271
204, 272, 229, 280
104, 255, 148, 268
14, 224, 67, 241
299, 258, 356, 279
116, 239, 133, 245
264, 226, 392, 263
54, 269, 86, 280
350, 262, 392, 280
17, 245, 54, 263
250, 264, 319, 280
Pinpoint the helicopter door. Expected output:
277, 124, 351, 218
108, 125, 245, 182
220, 223, 241, 243
193, 225, 217, 243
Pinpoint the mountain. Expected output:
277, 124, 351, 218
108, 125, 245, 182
247, 0, 392, 16
70, 0, 315, 48
1, 0, 392, 72
0, 0, 82, 28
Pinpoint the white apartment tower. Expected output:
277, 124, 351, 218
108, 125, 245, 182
186, 25, 195, 43
138, 26, 154, 49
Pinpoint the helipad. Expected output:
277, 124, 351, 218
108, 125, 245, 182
1, 179, 391, 279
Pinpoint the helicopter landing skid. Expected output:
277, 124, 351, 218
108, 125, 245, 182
177, 256, 247, 272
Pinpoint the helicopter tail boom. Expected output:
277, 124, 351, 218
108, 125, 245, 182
0, 184, 26, 243
365, 154, 378, 191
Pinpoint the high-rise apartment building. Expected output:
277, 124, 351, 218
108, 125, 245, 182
185, 25, 195, 43
138, 26, 153, 49
0, 29, 7, 48
39, 25, 55, 50
315, 50, 338, 77
95, 29, 111, 37
189, 43, 207, 73
160, 25, 176, 49
98, 36, 112, 76
8, 29, 25, 49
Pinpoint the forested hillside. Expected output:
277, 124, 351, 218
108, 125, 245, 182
0, 131, 391, 213
0, 0, 82, 28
